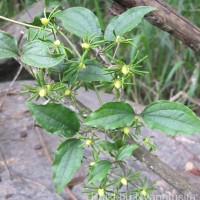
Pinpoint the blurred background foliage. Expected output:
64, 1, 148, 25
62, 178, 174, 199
0, 0, 35, 22
1, 0, 200, 110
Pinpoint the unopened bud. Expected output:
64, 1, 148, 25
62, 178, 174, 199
141, 189, 147, 197
39, 88, 47, 97
144, 138, 150, 145
123, 127, 130, 135
79, 62, 86, 69
98, 188, 105, 197
54, 40, 61, 47
122, 65, 129, 75
40, 18, 49, 26
120, 177, 128, 185
135, 117, 141, 124
116, 36, 122, 43
86, 140, 92, 146
65, 89, 71, 96
90, 162, 95, 166
81, 43, 90, 50
114, 79, 122, 89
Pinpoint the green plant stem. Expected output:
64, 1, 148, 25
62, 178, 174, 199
113, 43, 120, 59
93, 83, 103, 105
58, 30, 81, 58
0, 15, 41, 30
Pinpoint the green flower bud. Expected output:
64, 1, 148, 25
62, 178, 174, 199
116, 36, 122, 43
120, 177, 128, 185
123, 127, 130, 135
114, 79, 122, 89
81, 43, 90, 50
144, 138, 150, 145
122, 65, 129, 75
65, 89, 71, 96
39, 88, 47, 97
86, 139, 92, 146
54, 40, 61, 47
79, 62, 86, 69
40, 18, 49, 26
90, 161, 95, 166
141, 189, 147, 197
98, 188, 105, 197
135, 117, 141, 124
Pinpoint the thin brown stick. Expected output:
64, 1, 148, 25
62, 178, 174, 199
0, 145, 13, 179
35, 127, 52, 163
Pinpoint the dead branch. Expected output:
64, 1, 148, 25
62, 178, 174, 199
129, 141, 200, 198
111, 0, 200, 55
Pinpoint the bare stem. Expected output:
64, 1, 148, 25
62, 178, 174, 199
58, 31, 81, 58
93, 83, 103, 105
0, 15, 42, 30
113, 42, 120, 59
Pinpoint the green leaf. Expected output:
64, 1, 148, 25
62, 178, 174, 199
116, 144, 138, 161
96, 140, 117, 152
141, 100, 200, 136
114, 140, 124, 150
84, 102, 135, 130
89, 160, 112, 183
21, 40, 65, 68
78, 62, 112, 82
52, 139, 83, 193
45, 0, 61, 8
104, 6, 156, 40
27, 103, 80, 137
0, 31, 18, 59
55, 7, 101, 39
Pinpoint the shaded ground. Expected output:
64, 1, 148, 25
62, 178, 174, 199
0, 81, 200, 200
0, 59, 33, 82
